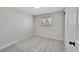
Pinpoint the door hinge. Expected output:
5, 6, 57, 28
64, 12, 65, 15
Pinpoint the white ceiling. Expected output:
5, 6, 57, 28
15, 7, 64, 15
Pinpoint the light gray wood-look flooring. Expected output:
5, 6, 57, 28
0, 36, 65, 52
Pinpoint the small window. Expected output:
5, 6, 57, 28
40, 15, 53, 26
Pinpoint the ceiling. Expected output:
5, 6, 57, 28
15, 7, 64, 15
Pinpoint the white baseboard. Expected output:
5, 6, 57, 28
0, 34, 35, 50
36, 34, 64, 41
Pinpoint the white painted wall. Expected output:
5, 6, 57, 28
0, 8, 34, 49
35, 11, 64, 41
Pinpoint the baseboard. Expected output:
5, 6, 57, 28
36, 34, 64, 41
0, 34, 35, 50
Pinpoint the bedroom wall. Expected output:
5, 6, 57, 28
35, 11, 64, 41
0, 7, 34, 49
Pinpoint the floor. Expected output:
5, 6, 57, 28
0, 36, 65, 52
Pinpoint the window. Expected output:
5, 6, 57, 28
40, 15, 53, 26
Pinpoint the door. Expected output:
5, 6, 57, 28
65, 7, 78, 52
76, 8, 79, 52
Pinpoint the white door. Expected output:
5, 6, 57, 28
65, 7, 78, 52
76, 8, 79, 52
